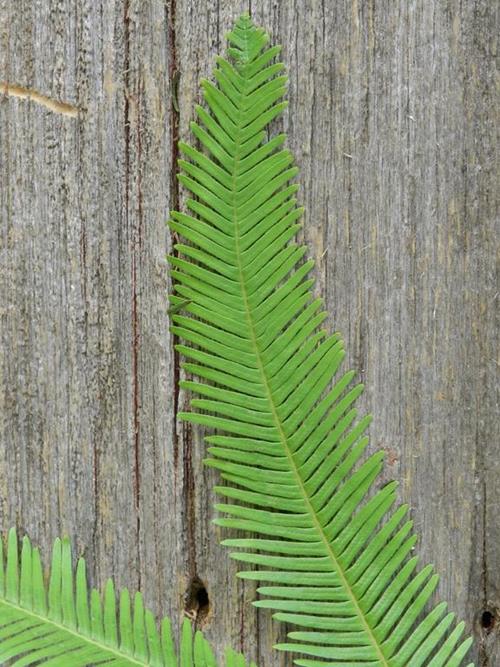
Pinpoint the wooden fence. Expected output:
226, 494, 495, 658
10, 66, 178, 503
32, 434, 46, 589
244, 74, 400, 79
0, 1, 497, 664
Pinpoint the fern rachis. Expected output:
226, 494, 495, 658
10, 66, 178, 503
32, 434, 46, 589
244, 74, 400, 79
169, 14, 473, 667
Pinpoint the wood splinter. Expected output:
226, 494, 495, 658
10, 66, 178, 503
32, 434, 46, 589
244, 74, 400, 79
0, 81, 78, 117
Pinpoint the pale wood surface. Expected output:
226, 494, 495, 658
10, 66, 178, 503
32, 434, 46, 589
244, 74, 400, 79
0, 1, 498, 665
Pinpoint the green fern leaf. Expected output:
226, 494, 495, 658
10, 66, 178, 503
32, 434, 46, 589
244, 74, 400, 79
0, 527, 254, 667
169, 13, 474, 667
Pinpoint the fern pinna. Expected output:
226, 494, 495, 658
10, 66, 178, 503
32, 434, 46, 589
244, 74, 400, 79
168, 14, 473, 667
0, 527, 253, 667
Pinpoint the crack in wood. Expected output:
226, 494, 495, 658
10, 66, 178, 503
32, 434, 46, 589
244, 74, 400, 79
0, 82, 78, 117
167, 0, 181, 474
165, 0, 203, 604
122, 0, 142, 592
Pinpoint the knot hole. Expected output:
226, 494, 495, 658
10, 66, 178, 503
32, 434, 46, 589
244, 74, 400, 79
185, 577, 210, 625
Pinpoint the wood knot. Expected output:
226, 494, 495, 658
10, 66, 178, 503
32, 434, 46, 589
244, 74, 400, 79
184, 576, 210, 626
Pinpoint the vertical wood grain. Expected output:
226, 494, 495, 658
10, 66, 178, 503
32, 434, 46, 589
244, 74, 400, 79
0, 0, 498, 665
0, 0, 180, 625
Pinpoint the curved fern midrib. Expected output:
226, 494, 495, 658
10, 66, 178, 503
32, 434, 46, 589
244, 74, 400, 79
0, 597, 143, 666
227, 57, 389, 667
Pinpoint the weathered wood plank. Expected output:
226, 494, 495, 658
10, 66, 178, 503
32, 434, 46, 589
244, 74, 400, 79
0, 0, 498, 665
172, 1, 499, 664
0, 0, 179, 626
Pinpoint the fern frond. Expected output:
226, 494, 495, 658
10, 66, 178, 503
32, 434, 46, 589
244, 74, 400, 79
0, 527, 254, 667
169, 13, 474, 667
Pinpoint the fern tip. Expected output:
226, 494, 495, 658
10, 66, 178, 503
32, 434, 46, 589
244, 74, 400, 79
383, 479, 399, 492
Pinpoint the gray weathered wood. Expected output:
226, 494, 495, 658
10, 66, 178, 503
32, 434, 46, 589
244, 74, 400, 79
0, 0, 498, 664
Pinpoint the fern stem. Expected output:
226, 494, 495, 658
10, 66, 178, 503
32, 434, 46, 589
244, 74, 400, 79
0, 597, 145, 665
227, 42, 390, 667
234, 206, 390, 667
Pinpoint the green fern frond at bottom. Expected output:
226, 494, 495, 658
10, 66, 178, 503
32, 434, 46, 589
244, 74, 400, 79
0, 527, 253, 667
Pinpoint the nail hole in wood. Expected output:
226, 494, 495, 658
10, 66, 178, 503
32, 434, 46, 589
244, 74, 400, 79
480, 609, 495, 632
185, 577, 210, 624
